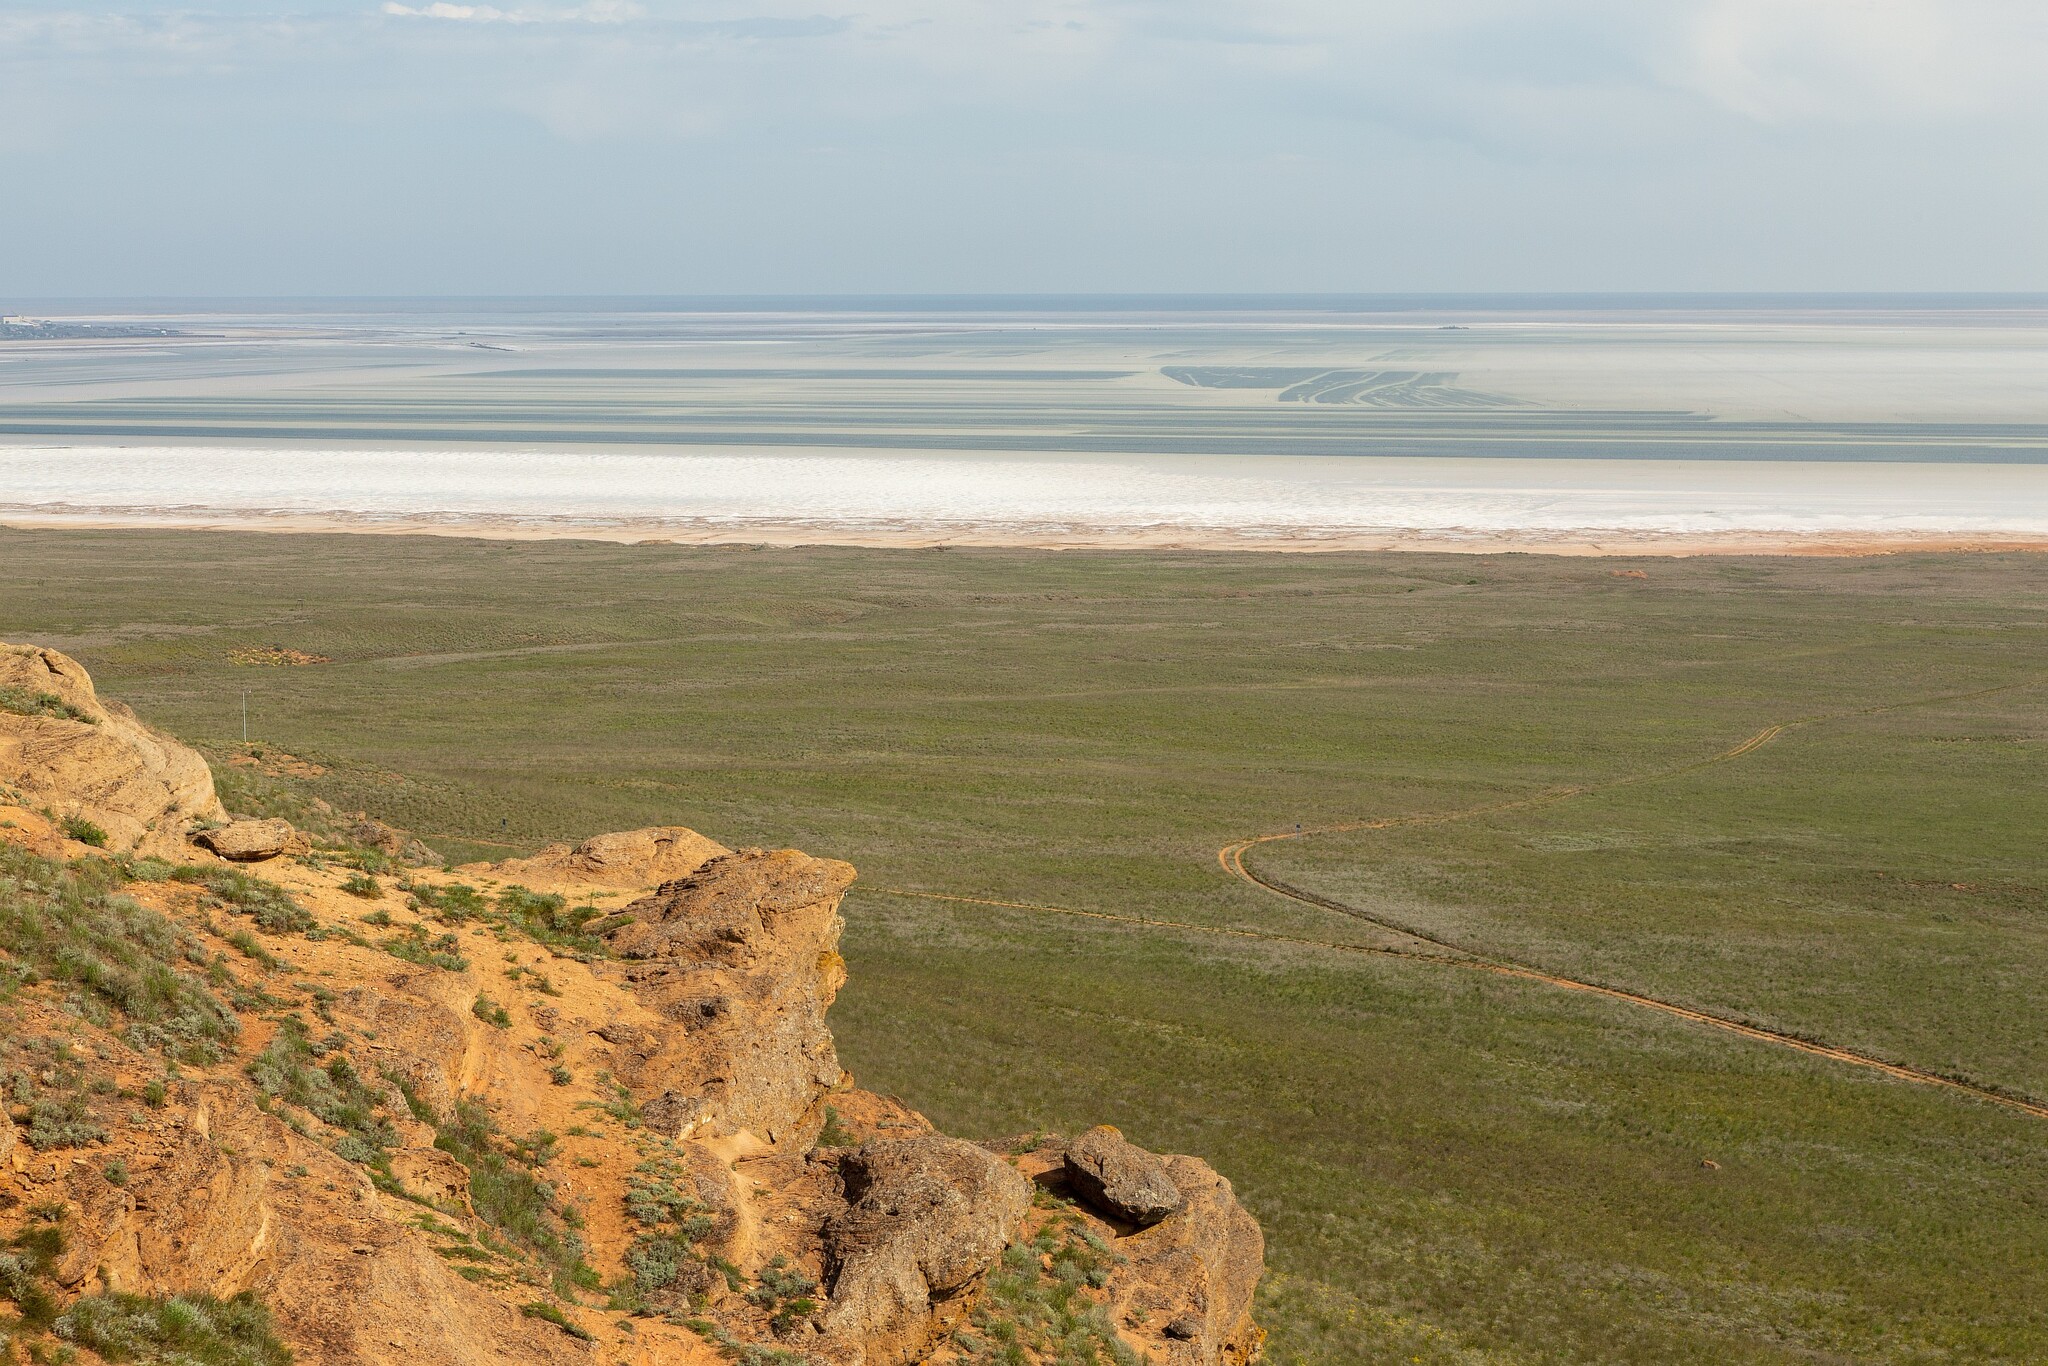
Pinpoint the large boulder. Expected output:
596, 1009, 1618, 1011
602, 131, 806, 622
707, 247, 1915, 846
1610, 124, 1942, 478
1065, 1124, 1187, 1227
819, 1136, 1032, 1364
601, 848, 856, 1145
473, 825, 728, 892
0, 643, 225, 857
195, 817, 311, 862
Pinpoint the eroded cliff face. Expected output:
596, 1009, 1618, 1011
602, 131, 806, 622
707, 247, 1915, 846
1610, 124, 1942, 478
0, 643, 1264, 1366
0, 643, 225, 857
603, 849, 855, 1147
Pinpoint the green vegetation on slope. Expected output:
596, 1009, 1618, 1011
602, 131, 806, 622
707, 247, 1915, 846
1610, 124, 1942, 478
1, 528, 2044, 1362
0, 843, 238, 1062
0, 1207, 292, 1365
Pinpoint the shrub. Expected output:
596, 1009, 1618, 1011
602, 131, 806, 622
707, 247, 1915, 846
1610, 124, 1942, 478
495, 886, 613, 957
61, 815, 109, 848
381, 923, 467, 972
0, 686, 96, 725
0, 1220, 67, 1327
609, 1156, 720, 1313
0, 844, 237, 1061
54, 1291, 292, 1366
953, 1218, 1137, 1366
815, 1106, 856, 1148
434, 1100, 593, 1292
577, 1078, 641, 1129
404, 881, 487, 919
226, 930, 278, 968
339, 873, 380, 899
247, 1017, 398, 1165
169, 866, 314, 935
746, 1256, 818, 1334
333, 1135, 378, 1164
471, 996, 512, 1029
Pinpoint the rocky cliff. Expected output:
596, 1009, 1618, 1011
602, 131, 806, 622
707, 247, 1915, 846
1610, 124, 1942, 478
0, 643, 1264, 1366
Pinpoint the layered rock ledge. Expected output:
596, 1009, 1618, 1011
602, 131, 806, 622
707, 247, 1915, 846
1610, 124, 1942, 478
0, 642, 1266, 1365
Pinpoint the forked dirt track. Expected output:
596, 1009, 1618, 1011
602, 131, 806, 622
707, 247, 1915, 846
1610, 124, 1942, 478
883, 675, 2048, 1122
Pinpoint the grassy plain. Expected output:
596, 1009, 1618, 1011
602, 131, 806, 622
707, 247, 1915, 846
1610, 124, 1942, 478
1, 528, 2045, 1362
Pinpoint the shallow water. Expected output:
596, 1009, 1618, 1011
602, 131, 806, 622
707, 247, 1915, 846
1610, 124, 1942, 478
2, 298, 2044, 542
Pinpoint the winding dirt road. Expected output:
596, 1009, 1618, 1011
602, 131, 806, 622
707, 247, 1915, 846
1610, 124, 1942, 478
881, 675, 2048, 1122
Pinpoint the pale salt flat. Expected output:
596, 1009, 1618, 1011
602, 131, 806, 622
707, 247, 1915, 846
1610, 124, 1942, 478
3, 299, 2045, 551
4, 443, 2045, 549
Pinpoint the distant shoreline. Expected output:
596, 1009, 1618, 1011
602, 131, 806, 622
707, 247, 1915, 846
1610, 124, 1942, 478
5, 507, 2043, 558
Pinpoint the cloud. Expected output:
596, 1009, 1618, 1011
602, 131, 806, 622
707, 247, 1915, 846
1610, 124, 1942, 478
1671, 0, 2048, 121
6, 0, 2047, 172
379, 0, 640, 23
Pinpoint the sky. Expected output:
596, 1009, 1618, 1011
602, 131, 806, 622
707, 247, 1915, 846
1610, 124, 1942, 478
4, 0, 2047, 296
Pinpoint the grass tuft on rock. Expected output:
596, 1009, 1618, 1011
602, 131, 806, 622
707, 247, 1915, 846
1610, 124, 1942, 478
954, 1215, 1135, 1366
431, 1097, 596, 1296
55, 1292, 293, 1366
0, 843, 237, 1062
0, 686, 96, 725
168, 865, 314, 935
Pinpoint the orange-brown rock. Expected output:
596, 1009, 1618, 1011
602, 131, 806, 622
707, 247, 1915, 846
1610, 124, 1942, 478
1066, 1123, 1187, 1227
194, 817, 311, 862
0, 642, 225, 856
345, 816, 444, 868
472, 825, 729, 893
818, 1136, 1032, 1365
601, 848, 855, 1145
1009, 1133, 1267, 1366
1115, 1154, 1267, 1365
0, 990, 612, 1366
0, 644, 1266, 1366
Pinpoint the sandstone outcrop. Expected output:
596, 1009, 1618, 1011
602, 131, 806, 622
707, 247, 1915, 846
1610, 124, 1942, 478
1117, 1155, 1267, 1365
819, 1136, 1033, 1364
1065, 1123, 1188, 1227
194, 817, 312, 862
0, 644, 1267, 1366
1016, 1134, 1268, 1365
345, 816, 444, 868
0, 642, 225, 856
601, 847, 854, 1145
473, 825, 728, 892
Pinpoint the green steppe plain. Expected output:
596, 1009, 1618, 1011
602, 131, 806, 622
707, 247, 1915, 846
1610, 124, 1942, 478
2, 529, 2044, 1363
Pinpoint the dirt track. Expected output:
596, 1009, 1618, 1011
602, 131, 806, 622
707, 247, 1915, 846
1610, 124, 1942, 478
881, 675, 2048, 1122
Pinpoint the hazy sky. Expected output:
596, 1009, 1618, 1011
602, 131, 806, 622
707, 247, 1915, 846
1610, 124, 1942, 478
5, 0, 2046, 295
